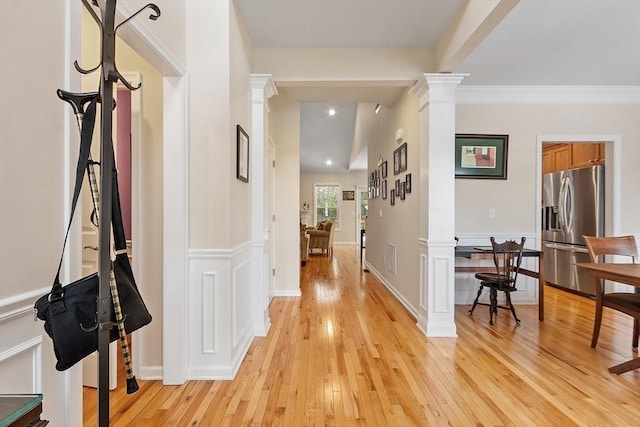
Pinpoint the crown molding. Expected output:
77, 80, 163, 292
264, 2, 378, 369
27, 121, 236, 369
457, 85, 640, 105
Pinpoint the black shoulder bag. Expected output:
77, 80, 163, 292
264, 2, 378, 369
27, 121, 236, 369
34, 97, 152, 372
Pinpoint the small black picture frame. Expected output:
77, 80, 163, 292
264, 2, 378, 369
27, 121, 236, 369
390, 189, 395, 206
400, 182, 406, 200
382, 179, 387, 199
393, 142, 408, 175
382, 161, 388, 178
236, 125, 249, 183
405, 173, 412, 193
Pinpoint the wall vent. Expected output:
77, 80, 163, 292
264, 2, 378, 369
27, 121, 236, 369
387, 244, 396, 275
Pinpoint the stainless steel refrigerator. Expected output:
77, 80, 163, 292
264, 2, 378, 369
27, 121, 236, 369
542, 165, 604, 296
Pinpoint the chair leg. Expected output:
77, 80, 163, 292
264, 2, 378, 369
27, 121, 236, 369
469, 285, 484, 315
489, 288, 498, 325
504, 291, 520, 324
591, 304, 604, 348
632, 318, 639, 348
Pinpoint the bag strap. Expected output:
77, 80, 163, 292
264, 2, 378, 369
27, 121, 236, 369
51, 96, 98, 298
86, 144, 127, 252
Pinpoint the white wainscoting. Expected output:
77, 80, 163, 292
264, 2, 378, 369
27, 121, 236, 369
455, 233, 540, 305
0, 289, 46, 394
187, 243, 254, 380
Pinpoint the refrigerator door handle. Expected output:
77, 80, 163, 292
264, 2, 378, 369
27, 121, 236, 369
564, 176, 574, 232
543, 242, 589, 253
558, 177, 568, 233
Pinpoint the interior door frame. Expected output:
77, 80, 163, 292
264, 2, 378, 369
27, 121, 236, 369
536, 135, 621, 243
121, 72, 144, 376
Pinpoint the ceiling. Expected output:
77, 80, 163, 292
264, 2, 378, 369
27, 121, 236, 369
235, 0, 640, 173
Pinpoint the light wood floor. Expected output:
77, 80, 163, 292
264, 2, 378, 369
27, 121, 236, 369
84, 245, 640, 426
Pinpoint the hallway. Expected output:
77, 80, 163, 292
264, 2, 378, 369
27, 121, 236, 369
84, 245, 640, 425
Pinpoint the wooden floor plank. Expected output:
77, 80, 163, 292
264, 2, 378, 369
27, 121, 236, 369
84, 245, 640, 426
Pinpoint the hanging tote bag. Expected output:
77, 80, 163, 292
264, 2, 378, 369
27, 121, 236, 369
34, 97, 151, 371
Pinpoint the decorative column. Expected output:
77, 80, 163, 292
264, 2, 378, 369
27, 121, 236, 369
250, 74, 278, 336
410, 73, 467, 337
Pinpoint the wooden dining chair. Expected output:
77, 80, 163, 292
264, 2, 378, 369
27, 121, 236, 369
583, 235, 640, 348
469, 237, 526, 325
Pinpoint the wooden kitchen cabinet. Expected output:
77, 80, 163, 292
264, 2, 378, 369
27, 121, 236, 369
542, 144, 570, 174
570, 143, 604, 168
542, 143, 604, 173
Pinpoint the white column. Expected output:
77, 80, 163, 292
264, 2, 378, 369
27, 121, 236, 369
250, 74, 278, 336
410, 73, 467, 337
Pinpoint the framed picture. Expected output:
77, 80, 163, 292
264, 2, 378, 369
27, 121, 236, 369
382, 161, 388, 178
390, 189, 395, 206
395, 179, 401, 195
343, 190, 355, 201
382, 179, 387, 199
236, 125, 249, 182
400, 182, 406, 200
405, 173, 412, 193
394, 142, 408, 175
455, 134, 508, 179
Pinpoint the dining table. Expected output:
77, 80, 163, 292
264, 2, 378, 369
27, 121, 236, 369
576, 262, 640, 374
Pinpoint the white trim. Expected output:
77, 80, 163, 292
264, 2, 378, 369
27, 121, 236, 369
272, 290, 302, 297
458, 85, 640, 105
163, 75, 189, 385
116, 1, 186, 76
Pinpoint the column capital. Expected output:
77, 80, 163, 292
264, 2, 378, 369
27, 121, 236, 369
250, 74, 278, 102
410, 73, 468, 109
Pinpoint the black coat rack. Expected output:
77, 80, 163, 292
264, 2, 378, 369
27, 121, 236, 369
70, 1, 160, 425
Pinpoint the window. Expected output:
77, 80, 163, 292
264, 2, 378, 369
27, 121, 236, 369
314, 184, 340, 226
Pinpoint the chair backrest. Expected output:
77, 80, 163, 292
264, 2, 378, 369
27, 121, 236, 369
583, 235, 638, 263
490, 236, 526, 284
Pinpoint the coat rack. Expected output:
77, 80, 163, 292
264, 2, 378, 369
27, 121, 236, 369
68, 1, 160, 425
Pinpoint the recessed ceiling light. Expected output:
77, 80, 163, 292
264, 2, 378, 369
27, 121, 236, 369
326, 159, 333, 166
328, 108, 336, 116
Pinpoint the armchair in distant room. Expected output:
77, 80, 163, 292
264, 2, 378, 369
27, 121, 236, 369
307, 219, 335, 256
300, 224, 309, 266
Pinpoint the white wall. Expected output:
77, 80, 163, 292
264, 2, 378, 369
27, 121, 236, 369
300, 171, 367, 244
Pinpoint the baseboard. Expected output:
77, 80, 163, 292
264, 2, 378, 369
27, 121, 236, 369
138, 365, 163, 381
364, 261, 420, 320
272, 289, 302, 297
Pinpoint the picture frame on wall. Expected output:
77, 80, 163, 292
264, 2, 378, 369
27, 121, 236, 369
390, 189, 395, 206
382, 179, 387, 199
400, 182, 406, 200
455, 134, 509, 179
382, 161, 388, 178
343, 190, 355, 201
405, 173, 412, 193
236, 125, 249, 183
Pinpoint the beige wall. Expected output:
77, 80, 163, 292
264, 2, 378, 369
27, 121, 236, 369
0, 2, 67, 299
229, 2, 254, 246
300, 171, 367, 244
270, 95, 301, 293
254, 48, 432, 83
365, 91, 421, 307
455, 103, 640, 235
81, 7, 165, 372
186, 1, 233, 248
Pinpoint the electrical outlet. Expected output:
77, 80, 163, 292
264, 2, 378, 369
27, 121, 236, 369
488, 208, 496, 219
